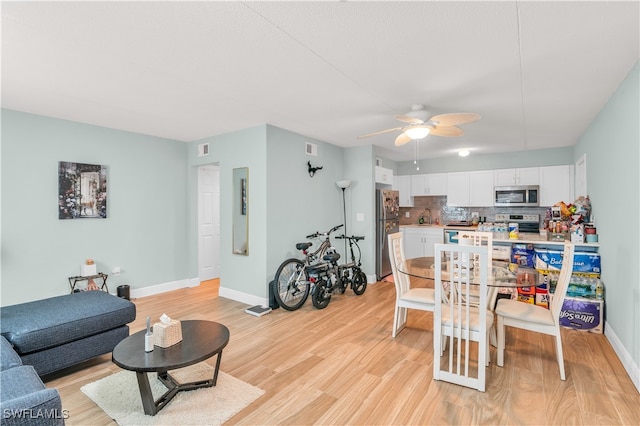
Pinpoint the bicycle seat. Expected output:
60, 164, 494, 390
296, 242, 312, 250
323, 253, 340, 263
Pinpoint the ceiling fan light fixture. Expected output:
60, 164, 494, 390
458, 149, 470, 157
405, 127, 431, 140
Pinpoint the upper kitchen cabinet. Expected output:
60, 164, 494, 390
393, 175, 413, 207
410, 173, 447, 196
375, 166, 393, 185
539, 165, 574, 206
494, 167, 539, 186
447, 170, 494, 207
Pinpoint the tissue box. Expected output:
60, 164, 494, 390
81, 264, 97, 276
153, 319, 183, 347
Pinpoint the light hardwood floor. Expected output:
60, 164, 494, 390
45, 278, 639, 425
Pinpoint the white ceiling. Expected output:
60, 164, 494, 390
2, 1, 638, 161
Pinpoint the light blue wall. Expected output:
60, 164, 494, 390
266, 125, 346, 281
345, 146, 376, 276
1, 109, 189, 306
574, 61, 640, 373
395, 147, 574, 175
187, 125, 268, 298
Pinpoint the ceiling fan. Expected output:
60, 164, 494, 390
358, 104, 481, 146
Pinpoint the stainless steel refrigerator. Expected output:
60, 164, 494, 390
376, 189, 400, 280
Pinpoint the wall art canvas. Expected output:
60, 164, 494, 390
58, 161, 108, 219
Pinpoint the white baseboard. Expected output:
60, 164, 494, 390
129, 278, 199, 299
367, 274, 378, 284
605, 321, 640, 393
219, 286, 267, 307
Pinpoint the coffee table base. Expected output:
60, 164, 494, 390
135, 352, 223, 416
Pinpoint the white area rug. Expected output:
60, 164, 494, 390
81, 363, 264, 425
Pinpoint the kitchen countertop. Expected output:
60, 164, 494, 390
400, 225, 600, 248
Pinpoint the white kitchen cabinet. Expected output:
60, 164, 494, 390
375, 166, 393, 185
446, 172, 470, 206
393, 175, 413, 207
494, 167, 539, 186
403, 227, 444, 259
447, 170, 494, 207
411, 173, 447, 196
469, 170, 495, 206
539, 165, 574, 206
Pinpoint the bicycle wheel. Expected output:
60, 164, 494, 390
351, 269, 367, 295
311, 280, 331, 309
273, 258, 310, 311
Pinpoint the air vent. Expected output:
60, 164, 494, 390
198, 143, 210, 157
305, 142, 317, 157
376, 158, 383, 167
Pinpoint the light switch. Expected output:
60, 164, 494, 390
356, 213, 364, 222
405, 212, 410, 218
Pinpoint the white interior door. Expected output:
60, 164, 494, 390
198, 165, 220, 281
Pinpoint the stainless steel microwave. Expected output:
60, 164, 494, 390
494, 185, 539, 207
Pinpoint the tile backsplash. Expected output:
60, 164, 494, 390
399, 196, 548, 226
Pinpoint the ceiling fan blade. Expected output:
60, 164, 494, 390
394, 133, 412, 146
357, 127, 403, 139
430, 125, 464, 137
394, 115, 423, 124
430, 113, 480, 126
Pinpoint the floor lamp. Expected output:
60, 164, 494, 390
336, 180, 351, 260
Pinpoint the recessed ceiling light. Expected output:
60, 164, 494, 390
458, 150, 470, 157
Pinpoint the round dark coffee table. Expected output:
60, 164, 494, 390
112, 320, 230, 416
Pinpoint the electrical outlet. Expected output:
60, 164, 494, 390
112, 266, 121, 276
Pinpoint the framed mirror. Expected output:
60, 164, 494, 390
232, 167, 249, 255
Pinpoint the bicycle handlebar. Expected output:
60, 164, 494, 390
335, 234, 365, 241
305, 224, 343, 240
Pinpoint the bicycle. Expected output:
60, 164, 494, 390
272, 224, 343, 311
310, 234, 367, 309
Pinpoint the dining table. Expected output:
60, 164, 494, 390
396, 256, 536, 289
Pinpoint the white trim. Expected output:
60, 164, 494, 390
219, 286, 267, 307
129, 278, 199, 299
367, 274, 378, 284
605, 321, 640, 393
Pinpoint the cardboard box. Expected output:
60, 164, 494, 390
534, 249, 601, 274
558, 296, 604, 334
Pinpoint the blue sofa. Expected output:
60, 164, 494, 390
1, 291, 136, 376
1, 291, 136, 425
0, 335, 65, 425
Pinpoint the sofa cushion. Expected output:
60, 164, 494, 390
0, 365, 64, 425
0, 336, 22, 371
1, 291, 135, 354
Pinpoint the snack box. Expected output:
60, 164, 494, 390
511, 243, 535, 267
535, 249, 601, 274
557, 295, 604, 334
517, 294, 535, 304
535, 283, 549, 308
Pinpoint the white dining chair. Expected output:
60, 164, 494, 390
433, 243, 493, 392
495, 241, 575, 380
388, 232, 435, 338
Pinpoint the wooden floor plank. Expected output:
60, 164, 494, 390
42, 280, 639, 425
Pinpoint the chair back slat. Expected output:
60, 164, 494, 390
388, 232, 410, 296
550, 241, 576, 324
434, 243, 490, 392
